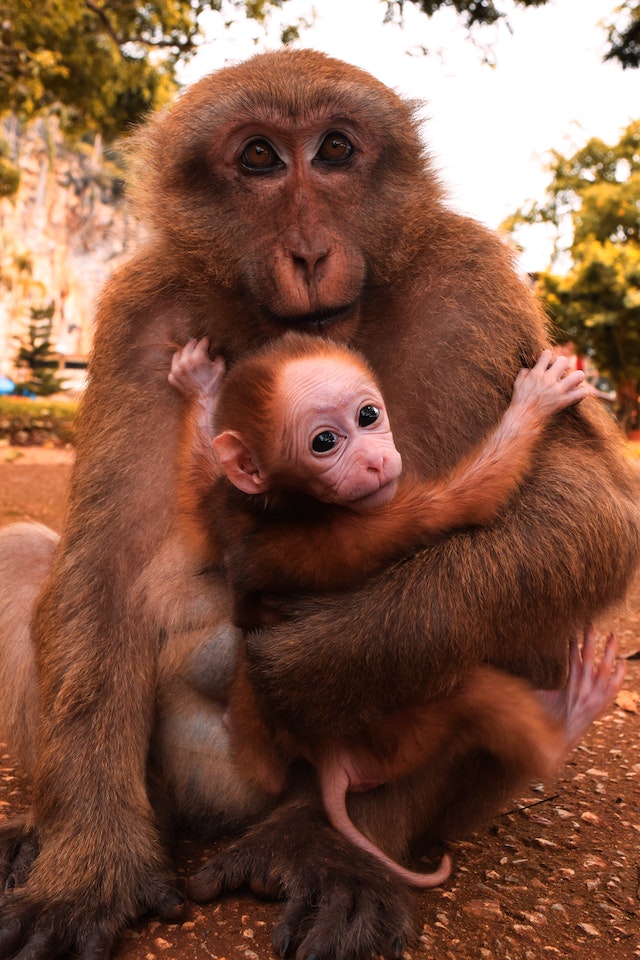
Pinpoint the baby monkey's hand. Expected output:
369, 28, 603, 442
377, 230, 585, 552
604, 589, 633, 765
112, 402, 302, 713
513, 349, 588, 420
169, 338, 226, 402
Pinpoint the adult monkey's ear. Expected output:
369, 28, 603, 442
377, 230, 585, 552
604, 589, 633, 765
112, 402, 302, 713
212, 431, 270, 494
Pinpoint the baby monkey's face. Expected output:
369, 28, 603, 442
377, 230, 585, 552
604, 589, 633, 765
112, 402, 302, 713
278, 357, 403, 511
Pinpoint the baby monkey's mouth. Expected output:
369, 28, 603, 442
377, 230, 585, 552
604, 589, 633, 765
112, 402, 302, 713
348, 477, 399, 513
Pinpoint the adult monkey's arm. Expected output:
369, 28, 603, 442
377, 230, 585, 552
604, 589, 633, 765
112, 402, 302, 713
2, 257, 194, 954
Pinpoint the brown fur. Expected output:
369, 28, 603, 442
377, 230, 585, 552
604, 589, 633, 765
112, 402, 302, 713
173, 333, 577, 790
199, 336, 577, 605
170, 333, 587, 887
0, 48, 638, 957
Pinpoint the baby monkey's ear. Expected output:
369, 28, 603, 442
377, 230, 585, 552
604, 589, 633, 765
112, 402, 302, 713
212, 431, 270, 495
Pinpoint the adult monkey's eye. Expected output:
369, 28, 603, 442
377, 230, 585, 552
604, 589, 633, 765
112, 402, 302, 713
311, 431, 339, 454
358, 405, 380, 427
316, 132, 354, 164
240, 139, 281, 170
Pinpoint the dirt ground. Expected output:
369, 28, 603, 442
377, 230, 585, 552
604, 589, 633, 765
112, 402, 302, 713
0, 445, 638, 960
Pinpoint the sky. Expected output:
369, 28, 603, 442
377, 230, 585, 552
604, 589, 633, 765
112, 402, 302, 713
178, 0, 640, 271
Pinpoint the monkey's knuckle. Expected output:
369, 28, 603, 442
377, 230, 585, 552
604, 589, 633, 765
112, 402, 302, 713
186, 858, 233, 902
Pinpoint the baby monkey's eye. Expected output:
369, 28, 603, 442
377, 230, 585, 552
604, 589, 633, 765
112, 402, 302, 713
358, 404, 380, 427
311, 431, 339, 454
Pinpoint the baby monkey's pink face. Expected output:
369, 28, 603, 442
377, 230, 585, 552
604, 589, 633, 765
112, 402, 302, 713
278, 357, 403, 511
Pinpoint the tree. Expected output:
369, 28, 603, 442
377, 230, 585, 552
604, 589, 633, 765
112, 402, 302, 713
398, 1, 640, 67
14, 302, 65, 397
0, 1, 288, 141
397, 0, 547, 29
2, 3, 639, 144
604, 0, 640, 68
504, 121, 640, 430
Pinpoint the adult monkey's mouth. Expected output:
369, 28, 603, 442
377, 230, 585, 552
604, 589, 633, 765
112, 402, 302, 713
263, 300, 360, 332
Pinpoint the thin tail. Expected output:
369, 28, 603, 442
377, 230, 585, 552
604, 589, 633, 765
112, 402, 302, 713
321, 767, 451, 889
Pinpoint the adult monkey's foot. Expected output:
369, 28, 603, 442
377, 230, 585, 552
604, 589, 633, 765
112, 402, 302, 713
188, 799, 418, 960
0, 832, 185, 960
0, 819, 38, 892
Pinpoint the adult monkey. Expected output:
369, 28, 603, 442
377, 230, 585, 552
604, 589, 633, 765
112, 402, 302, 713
0, 47, 638, 960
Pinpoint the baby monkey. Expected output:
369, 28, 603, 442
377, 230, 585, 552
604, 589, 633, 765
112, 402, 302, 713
169, 333, 621, 887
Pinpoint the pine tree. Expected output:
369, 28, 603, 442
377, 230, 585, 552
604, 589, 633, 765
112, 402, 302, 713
14, 302, 64, 396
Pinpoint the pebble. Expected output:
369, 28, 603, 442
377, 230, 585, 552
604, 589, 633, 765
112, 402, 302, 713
580, 811, 600, 825
461, 900, 503, 920
615, 689, 639, 712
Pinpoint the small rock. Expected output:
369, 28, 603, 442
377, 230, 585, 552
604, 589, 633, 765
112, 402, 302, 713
512, 923, 535, 937
580, 811, 600, 825
615, 689, 638, 713
461, 900, 503, 920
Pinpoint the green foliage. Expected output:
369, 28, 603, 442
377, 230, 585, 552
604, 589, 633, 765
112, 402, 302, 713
1, 3, 637, 143
5, 0, 640, 144
505, 121, 640, 429
0, 1, 290, 141
1, 0, 181, 139
0, 396, 77, 446
14, 302, 65, 397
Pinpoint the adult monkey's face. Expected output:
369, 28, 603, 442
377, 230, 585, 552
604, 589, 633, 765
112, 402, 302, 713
130, 48, 436, 340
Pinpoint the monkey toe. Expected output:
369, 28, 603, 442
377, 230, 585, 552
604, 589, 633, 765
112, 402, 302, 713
0, 917, 22, 959
271, 867, 416, 960
0, 821, 37, 892
153, 885, 186, 922
297, 878, 415, 960
187, 839, 281, 903
0, 904, 61, 960
0, 896, 120, 960
188, 799, 418, 959
0, 850, 177, 960
3, 836, 39, 891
